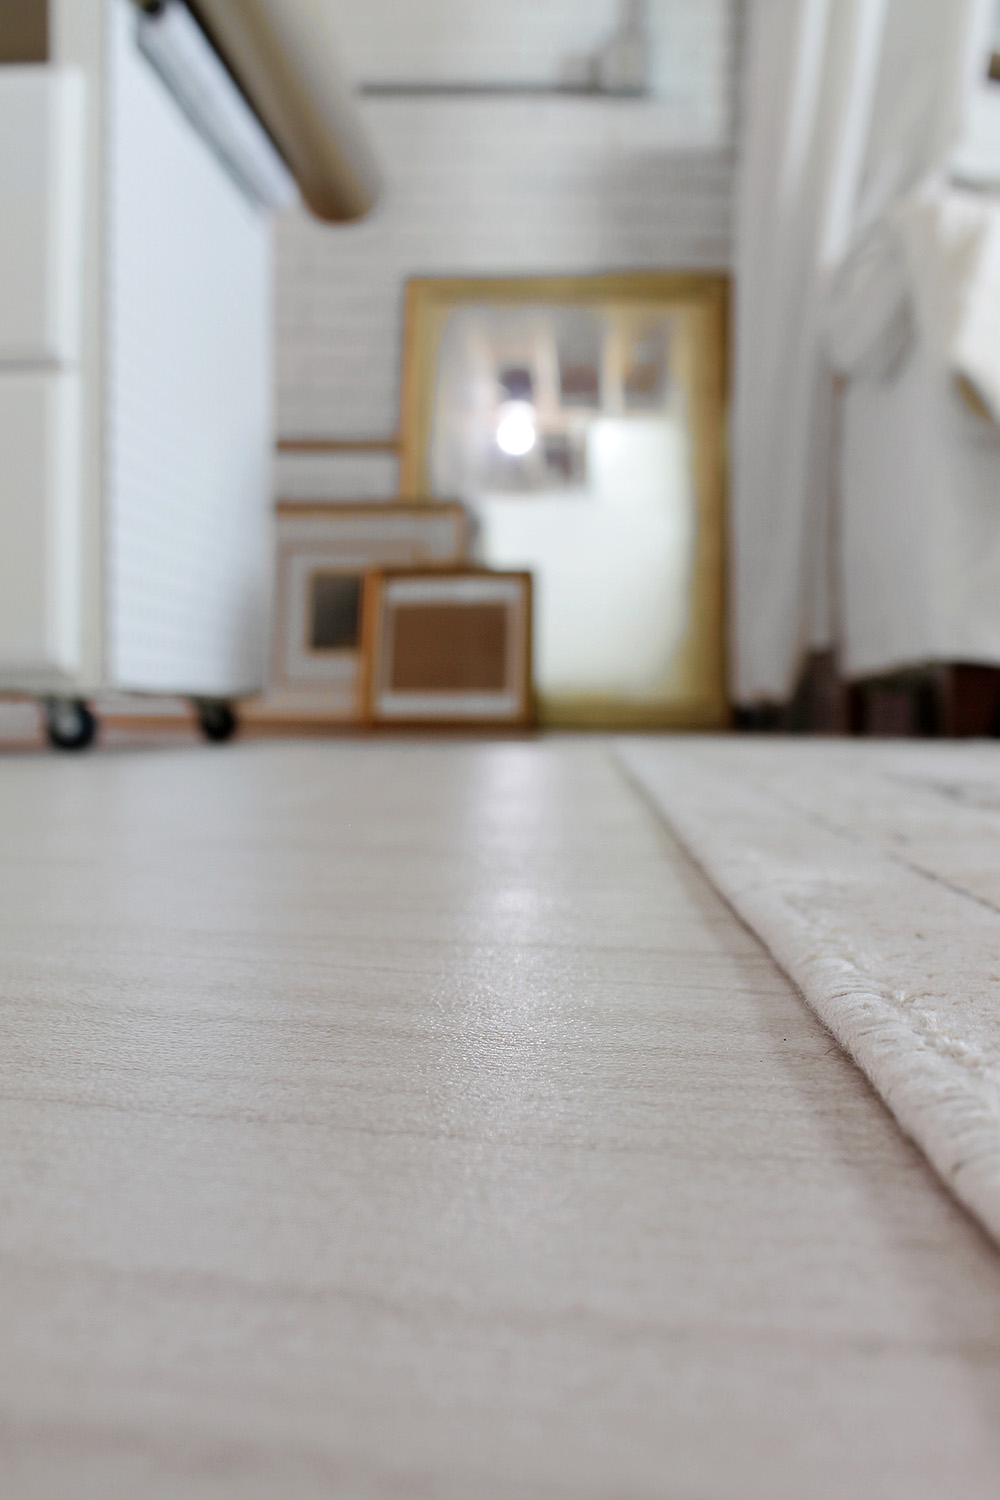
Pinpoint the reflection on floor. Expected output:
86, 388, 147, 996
2, 738, 1000, 1498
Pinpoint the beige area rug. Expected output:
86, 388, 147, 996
617, 737, 1000, 1247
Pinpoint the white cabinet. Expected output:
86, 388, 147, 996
0, 0, 274, 727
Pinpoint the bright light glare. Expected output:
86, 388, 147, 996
496, 401, 536, 456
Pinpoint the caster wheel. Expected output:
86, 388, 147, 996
45, 698, 97, 751
195, 700, 237, 743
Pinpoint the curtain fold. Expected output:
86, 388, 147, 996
730, 0, 974, 704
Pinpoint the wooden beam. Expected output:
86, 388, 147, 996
0, 0, 47, 62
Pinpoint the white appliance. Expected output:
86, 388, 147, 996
0, 0, 375, 747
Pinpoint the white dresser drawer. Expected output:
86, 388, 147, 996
0, 66, 85, 367
0, 371, 82, 678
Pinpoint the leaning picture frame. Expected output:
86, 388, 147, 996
244, 501, 469, 724
361, 568, 534, 727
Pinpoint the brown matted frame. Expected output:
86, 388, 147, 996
397, 272, 730, 730
360, 568, 534, 728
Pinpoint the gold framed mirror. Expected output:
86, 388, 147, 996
399, 273, 729, 728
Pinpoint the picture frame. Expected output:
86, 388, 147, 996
360, 568, 533, 727
245, 501, 469, 723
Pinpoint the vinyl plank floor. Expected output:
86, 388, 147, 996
2, 738, 1000, 1499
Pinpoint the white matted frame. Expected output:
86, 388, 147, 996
361, 569, 533, 726
247, 502, 468, 722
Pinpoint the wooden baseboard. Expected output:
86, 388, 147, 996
96, 716, 201, 743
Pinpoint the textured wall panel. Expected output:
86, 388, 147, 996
274, 450, 400, 502
104, 0, 273, 695
275, 0, 740, 441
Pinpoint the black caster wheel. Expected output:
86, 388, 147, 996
195, 699, 237, 743
45, 698, 97, 751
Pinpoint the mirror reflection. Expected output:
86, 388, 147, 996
403, 277, 727, 726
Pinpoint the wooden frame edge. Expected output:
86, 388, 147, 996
360, 567, 535, 728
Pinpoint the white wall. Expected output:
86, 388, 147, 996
274, 0, 740, 500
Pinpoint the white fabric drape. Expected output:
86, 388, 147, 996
818, 0, 1000, 680
731, 0, 974, 704
731, 0, 885, 703
828, 180, 1000, 677
946, 203, 1000, 425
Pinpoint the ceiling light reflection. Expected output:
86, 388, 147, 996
496, 401, 536, 457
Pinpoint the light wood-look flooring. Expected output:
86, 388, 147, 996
2, 738, 1000, 1498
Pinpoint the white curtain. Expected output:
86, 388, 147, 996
730, 0, 973, 704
